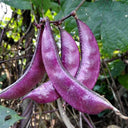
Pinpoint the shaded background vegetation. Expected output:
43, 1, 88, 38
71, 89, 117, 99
0, 0, 128, 127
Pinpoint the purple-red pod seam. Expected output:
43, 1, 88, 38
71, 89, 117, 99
0, 29, 45, 99
23, 28, 80, 103
41, 18, 120, 115
76, 19, 100, 89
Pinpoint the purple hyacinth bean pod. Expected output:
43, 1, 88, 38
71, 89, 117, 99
23, 28, 80, 103
76, 19, 100, 89
0, 29, 45, 99
41, 18, 119, 114
23, 19, 100, 103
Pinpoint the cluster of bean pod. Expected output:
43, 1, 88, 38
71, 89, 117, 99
0, 16, 127, 118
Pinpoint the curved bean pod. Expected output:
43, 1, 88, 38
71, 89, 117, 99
61, 29, 80, 76
23, 28, 80, 103
76, 19, 100, 89
23, 19, 100, 103
0, 29, 45, 99
41, 18, 119, 114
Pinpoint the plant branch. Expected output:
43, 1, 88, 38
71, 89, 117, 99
39, 0, 86, 26
0, 55, 33, 64
82, 113, 94, 128
103, 61, 125, 114
18, 22, 32, 46
51, 13, 73, 25
103, 51, 128, 63
57, 99, 75, 128
58, 0, 60, 5
0, 12, 16, 45
74, 0, 86, 12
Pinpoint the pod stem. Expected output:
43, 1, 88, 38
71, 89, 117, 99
42, 0, 85, 26
50, 13, 73, 26
113, 107, 128, 120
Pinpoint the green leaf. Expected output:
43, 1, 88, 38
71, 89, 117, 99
50, 2, 60, 12
98, 109, 111, 118
1, 0, 32, 10
0, 74, 6, 82
56, 0, 128, 57
30, 0, 43, 12
42, 0, 51, 12
118, 74, 128, 90
29, 0, 59, 16
108, 60, 125, 77
93, 84, 113, 100
101, 10, 128, 56
55, 0, 79, 20
0, 105, 23, 128
55, 9, 64, 21
55, 1, 103, 36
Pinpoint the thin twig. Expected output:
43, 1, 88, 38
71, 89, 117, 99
0, 55, 32, 64
0, 29, 4, 44
41, 108, 59, 114
66, 107, 79, 126
101, 63, 118, 102
48, 0, 86, 25
103, 61, 125, 114
31, 4, 38, 24
57, 99, 75, 128
50, 13, 73, 25
22, 100, 33, 117
18, 21, 32, 46
74, 0, 86, 12
79, 112, 83, 128
86, 114, 96, 128
101, 62, 128, 120
50, 103, 62, 120
20, 100, 33, 128
103, 51, 128, 63
81, 113, 94, 128
0, 12, 15, 45
58, 0, 60, 5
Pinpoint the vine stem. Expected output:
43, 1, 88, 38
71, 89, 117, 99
40, 0, 86, 26
74, 0, 86, 12
58, 0, 60, 5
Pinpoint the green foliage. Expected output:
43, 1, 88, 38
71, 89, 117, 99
1, 0, 32, 9
101, 9, 128, 57
93, 84, 113, 100
108, 60, 126, 77
0, 74, 6, 88
118, 74, 128, 90
0, 106, 23, 128
55, 0, 128, 57
23, 0, 60, 16
2, 0, 128, 58
2, 0, 128, 57
0, 74, 6, 82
